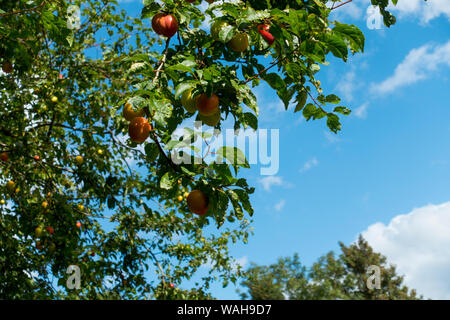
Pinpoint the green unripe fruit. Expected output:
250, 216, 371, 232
181, 89, 198, 113
35, 227, 43, 238
228, 32, 249, 52
210, 20, 229, 41
199, 109, 221, 127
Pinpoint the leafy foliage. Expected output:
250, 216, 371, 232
1, 0, 406, 299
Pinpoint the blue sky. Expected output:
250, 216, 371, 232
116, 0, 450, 299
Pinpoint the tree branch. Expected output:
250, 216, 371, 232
0, 0, 47, 17
153, 38, 171, 85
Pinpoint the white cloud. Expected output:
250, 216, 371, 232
389, 0, 450, 23
335, 71, 359, 102
300, 157, 318, 173
329, 0, 450, 23
328, 1, 364, 20
324, 131, 341, 144
232, 256, 248, 272
354, 102, 369, 119
274, 199, 286, 212
371, 40, 450, 95
362, 201, 450, 299
259, 176, 284, 192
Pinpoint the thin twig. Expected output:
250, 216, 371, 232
331, 0, 353, 10
153, 38, 171, 85
242, 56, 282, 84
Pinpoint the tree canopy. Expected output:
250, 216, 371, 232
1, 0, 406, 299
239, 236, 421, 300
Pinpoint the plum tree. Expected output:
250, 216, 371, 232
0, 0, 407, 300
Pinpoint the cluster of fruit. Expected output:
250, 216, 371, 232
175, 179, 210, 216
182, 90, 221, 127
34, 225, 55, 252
134, 1, 276, 217
211, 20, 275, 52
122, 102, 211, 216
34, 200, 82, 253
122, 103, 152, 144
149, 1, 276, 127
152, 2, 275, 48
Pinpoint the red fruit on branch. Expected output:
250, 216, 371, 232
128, 117, 151, 143
0, 152, 8, 162
187, 190, 209, 216
196, 93, 219, 116
152, 14, 178, 38
45, 226, 54, 235
152, 13, 165, 35
258, 24, 275, 45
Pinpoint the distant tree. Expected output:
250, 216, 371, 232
239, 253, 310, 300
239, 236, 420, 300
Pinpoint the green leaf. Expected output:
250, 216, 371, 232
323, 34, 348, 61
264, 73, 286, 91
160, 172, 173, 190
333, 106, 352, 115
66, 34, 74, 47
285, 63, 304, 81
234, 189, 253, 216
303, 103, 326, 121
145, 143, 159, 162
242, 112, 258, 130
218, 25, 236, 43
227, 190, 244, 220
217, 147, 249, 174
148, 99, 172, 126
166, 64, 194, 73
175, 81, 196, 99
295, 90, 308, 113
326, 94, 341, 104
333, 22, 365, 54
326, 113, 342, 133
